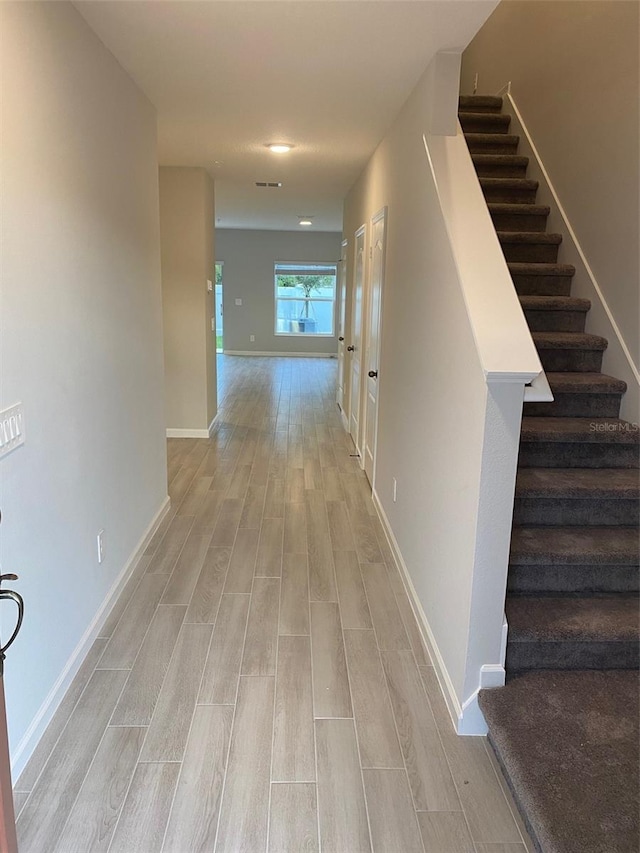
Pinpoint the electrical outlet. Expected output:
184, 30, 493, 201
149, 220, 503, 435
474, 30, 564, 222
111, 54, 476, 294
211, 318, 215, 332
207, 279, 213, 292
97, 529, 105, 564
392, 478, 397, 502
250, 334, 255, 342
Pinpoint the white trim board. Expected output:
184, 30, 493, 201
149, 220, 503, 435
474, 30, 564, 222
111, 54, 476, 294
372, 489, 500, 736
10, 496, 172, 779
223, 350, 336, 358
166, 428, 210, 438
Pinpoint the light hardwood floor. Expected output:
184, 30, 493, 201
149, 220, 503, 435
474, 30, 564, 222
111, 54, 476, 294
14, 355, 533, 852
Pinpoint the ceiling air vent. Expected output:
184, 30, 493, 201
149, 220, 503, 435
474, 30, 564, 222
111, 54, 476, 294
255, 181, 282, 188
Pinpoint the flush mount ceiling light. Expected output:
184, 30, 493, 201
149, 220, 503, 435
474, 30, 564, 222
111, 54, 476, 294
267, 143, 293, 154
299, 218, 313, 226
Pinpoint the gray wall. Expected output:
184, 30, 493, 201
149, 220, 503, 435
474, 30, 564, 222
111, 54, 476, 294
1, 1, 167, 768
216, 229, 342, 354
159, 167, 217, 432
461, 0, 640, 369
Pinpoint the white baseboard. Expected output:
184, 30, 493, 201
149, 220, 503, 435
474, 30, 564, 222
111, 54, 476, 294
223, 350, 336, 358
10, 496, 172, 778
372, 490, 493, 736
208, 414, 218, 438
166, 428, 210, 438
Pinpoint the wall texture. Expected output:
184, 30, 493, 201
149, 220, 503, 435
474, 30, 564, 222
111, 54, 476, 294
0, 1, 167, 766
159, 167, 217, 432
461, 0, 640, 369
215, 229, 342, 355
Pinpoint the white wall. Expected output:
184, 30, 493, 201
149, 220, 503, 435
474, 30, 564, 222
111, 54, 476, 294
0, 1, 168, 770
216, 229, 342, 354
159, 167, 217, 434
343, 45, 539, 731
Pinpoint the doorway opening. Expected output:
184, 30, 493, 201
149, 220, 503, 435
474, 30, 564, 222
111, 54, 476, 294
215, 261, 224, 353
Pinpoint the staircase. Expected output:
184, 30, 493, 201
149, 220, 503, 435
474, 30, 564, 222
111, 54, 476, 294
458, 95, 640, 853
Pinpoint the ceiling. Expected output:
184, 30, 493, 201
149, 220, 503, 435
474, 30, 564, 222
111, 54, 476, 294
75, 0, 495, 232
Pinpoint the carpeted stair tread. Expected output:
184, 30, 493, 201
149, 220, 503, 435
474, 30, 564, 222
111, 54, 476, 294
464, 133, 520, 153
519, 295, 590, 312
489, 202, 550, 215
473, 155, 529, 169
515, 467, 640, 498
458, 95, 503, 112
480, 177, 538, 191
479, 671, 639, 853
520, 416, 640, 445
508, 262, 575, 277
459, 111, 511, 131
498, 231, 562, 245
510, 526, 640, 565
544, 372, 627, 394
532, 331, 608, 351
505, 596, 639, 643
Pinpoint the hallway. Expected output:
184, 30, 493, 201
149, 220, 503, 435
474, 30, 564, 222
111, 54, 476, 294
15, 356, 532, 852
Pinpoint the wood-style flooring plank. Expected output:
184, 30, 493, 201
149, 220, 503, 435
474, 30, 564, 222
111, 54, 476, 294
215, 676, 274, 853
279, 553, 310, 636
363, 769, 424, 853
140, 623, 213, 761
255, 517, 284, 577
97, 574, 168, 669
108, 763, 180, 853
162, 705, 233, 853
239, 484, 267, 529
272, 636, 315, 782
334, 551, 372, 630
343, 630, 402, 768
145, 514, 194, 574
310, 602, 352, 718
417, 812, 475, 853
306, 491, 337, 602
160, 531, 211, 606
16, 670, 128, 853
185, 544, 231, 623
360, 562, 410, 650
241, 577, 280, 675
209, 497, 243, 547
283, 500, 307, 554
315, 719, 371, 853
268, 783, 318, 853
198, 594, 250, 704
381, 650, 459, 811
111, 605, 186, 725
53, 726, 144, 853
224, 528, 259, 594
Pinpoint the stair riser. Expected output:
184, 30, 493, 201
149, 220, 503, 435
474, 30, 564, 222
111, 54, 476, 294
482, 186, 538, 204
523, 309, 586, 333
524, 395, 623, 419
512, 275, 573, 296
507, 565, 640, 595
513, 498, 639, 526
466, 139, 519, 155
537, 348, 604, 373
491, 212, 548, 231
518, 443, 640, 469
502, 243, 560, 264
459, 115, 511, 133
506, 640, 639, 674
475, 163, 529, 178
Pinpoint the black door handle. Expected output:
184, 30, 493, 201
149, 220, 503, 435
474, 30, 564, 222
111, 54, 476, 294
347, 345, 355, 352
338, 336, 344, 342
368, 370, 378, 378
0, 574, 23, 676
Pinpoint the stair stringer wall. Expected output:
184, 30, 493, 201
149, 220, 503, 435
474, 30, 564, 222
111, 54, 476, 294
500, 90, 640, 423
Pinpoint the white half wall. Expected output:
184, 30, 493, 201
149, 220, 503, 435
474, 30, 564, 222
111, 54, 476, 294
0, 1, 167, 768
216, 229, 342, 355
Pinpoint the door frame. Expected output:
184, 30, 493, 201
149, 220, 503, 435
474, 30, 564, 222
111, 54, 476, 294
362, 206, 387, 486
349, 224, 367, 456
336, 239, 349, 430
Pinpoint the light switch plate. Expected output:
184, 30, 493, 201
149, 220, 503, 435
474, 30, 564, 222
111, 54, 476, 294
207, 279, 213, 292
235, 298, 242, 306
0, 403, 25, 460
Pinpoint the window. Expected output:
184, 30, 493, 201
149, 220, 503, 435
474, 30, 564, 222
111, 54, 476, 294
275, 262, 337, 336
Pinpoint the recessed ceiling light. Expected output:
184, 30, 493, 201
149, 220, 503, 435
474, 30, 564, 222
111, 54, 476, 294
267, 143, 293, 154
299, 218, 313, 226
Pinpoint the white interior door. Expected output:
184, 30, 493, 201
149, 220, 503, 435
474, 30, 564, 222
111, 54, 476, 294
336, 239, 348, 425
363, 208, 386, 484
349, 226, 366, 452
